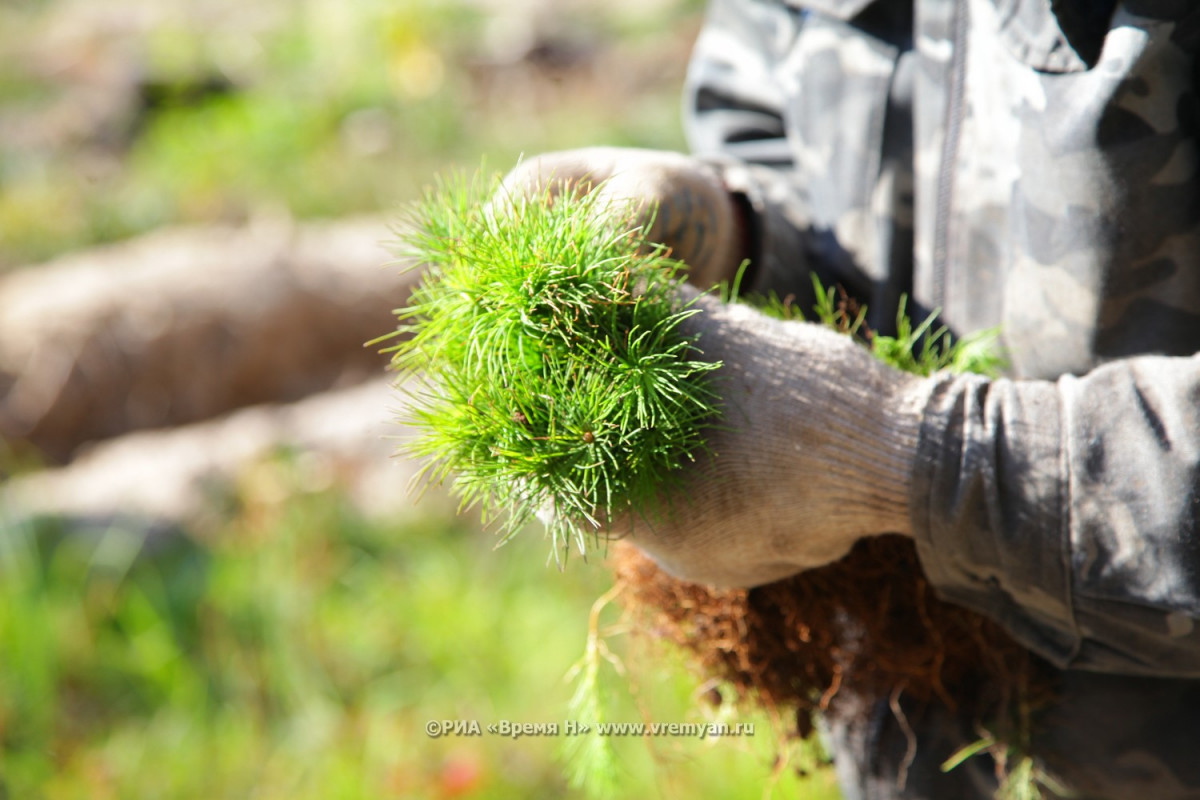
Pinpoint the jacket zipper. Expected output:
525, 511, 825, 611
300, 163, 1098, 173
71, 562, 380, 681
932, 0, 968, 312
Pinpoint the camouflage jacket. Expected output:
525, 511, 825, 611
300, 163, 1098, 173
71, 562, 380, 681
685, 0, 1200, 797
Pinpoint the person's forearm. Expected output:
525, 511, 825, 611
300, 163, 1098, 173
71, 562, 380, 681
911, 353, 1200, 676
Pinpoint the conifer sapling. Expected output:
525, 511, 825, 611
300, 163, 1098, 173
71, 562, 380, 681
377, 173, 722, 561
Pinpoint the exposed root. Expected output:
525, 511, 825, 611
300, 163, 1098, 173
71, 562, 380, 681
610, 535, 1054, 738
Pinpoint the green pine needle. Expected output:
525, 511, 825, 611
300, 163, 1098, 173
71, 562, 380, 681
380, 171, 722, 561
560, 585, 624, 799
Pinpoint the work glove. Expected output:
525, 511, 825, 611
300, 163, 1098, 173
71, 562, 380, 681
612, 287, 933, 589
498, 148, 928, 588
499, 147, 748, 289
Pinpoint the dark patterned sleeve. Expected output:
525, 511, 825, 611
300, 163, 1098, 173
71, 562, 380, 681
911, 354, 1200, 676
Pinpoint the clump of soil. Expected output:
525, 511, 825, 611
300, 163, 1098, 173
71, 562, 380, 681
611, 535, 1053, 733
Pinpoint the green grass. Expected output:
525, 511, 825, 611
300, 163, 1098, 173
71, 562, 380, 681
0, 451, 840, 799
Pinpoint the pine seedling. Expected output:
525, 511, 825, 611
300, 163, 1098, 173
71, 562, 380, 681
751, 276, 1005, 378
379, 172, 722, 561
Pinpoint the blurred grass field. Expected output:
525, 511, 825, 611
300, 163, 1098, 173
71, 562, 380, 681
0, 0, 699, 269
0, 453, 841, 799
0, 1, 844, 797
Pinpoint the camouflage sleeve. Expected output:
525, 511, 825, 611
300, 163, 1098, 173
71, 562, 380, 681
911, 354, 1200, 677
681, 0, 818, 307
685, 0, 1200, 679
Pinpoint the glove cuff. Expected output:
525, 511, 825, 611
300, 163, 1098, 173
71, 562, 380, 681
805, 357, 928, 538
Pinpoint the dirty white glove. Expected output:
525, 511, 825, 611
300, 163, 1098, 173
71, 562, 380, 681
618, 289, 933, 588
499, 147, 747, 289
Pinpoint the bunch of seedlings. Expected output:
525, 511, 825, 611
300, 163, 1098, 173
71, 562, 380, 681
378, 173, 720, 561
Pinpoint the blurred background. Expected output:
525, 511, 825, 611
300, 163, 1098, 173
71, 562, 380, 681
0, 1, 840, 797
0, 0, 701, 268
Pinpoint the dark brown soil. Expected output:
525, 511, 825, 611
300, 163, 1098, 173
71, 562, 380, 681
611, 534, 1055, 735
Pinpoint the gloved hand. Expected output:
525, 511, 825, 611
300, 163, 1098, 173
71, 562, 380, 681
612, 288, 933, 588
498, 147, 927, 588
499, 147, 747, 289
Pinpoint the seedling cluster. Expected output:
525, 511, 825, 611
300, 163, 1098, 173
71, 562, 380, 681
380, 174, 721, 561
